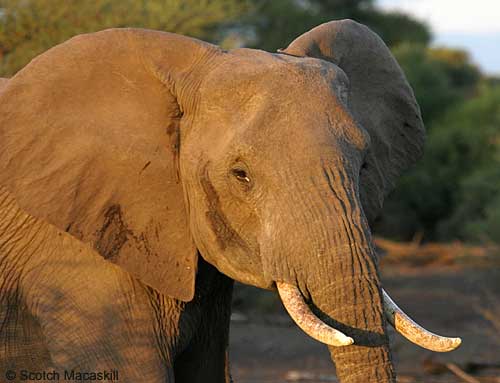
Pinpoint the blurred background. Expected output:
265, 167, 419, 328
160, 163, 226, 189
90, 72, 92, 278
1, 1, 498, 382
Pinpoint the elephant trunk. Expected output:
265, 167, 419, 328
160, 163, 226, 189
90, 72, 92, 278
310, 241, 395, 383
279, 228, 394, 382
266, 163, 460, 381
296, 203, 394, 382
264, 165, 395, 382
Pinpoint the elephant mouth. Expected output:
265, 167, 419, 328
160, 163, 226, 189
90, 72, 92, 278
276, 281, 462, 352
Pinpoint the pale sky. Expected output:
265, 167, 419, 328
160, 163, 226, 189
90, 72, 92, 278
378, 0, 500, 75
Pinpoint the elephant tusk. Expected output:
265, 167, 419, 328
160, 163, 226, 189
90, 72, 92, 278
276, 281, 354, 346
383, 289, 462, 352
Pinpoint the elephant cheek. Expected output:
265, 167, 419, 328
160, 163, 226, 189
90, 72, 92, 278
192, 167, 268, 288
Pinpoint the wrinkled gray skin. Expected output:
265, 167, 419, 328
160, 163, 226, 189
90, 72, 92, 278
0, 186, 232, 382
0, 20, 424, 382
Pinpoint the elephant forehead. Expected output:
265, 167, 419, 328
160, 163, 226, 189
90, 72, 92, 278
195, 50, 367, 153
199, 48, 349, 113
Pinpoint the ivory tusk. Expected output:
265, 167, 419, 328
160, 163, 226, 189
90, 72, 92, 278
276, 281, 354, 346
383, 289, 462, 352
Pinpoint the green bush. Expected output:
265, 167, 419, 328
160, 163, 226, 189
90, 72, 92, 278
376, 85, 500, 244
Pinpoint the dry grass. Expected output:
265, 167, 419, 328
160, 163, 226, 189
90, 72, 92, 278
375, 237, 500, 267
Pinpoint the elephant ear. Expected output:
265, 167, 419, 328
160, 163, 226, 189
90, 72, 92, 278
0, 29, 220, 301
283, 20, 425, 223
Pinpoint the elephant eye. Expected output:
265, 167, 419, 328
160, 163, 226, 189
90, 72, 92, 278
231, 168, 251, 184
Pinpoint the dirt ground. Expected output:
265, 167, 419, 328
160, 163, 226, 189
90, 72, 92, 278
229, 264, 500, 383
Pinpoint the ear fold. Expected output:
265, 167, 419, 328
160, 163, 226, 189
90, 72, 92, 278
0, 29, 220, 301
283, 20, 425, 223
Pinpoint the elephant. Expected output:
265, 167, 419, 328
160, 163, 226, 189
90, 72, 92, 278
0, 20, 461, 383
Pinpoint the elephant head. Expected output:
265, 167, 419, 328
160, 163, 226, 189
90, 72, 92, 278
0, 20, 460, 382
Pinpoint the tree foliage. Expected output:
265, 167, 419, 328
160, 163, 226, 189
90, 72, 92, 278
375, 85, 500, 243
431, 85, 500, 243
0, 0, 248, 76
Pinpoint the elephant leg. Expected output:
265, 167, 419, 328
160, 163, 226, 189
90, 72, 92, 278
174, 259, 234, 383
30, 270, 171, 382
4, 235, 171, 381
